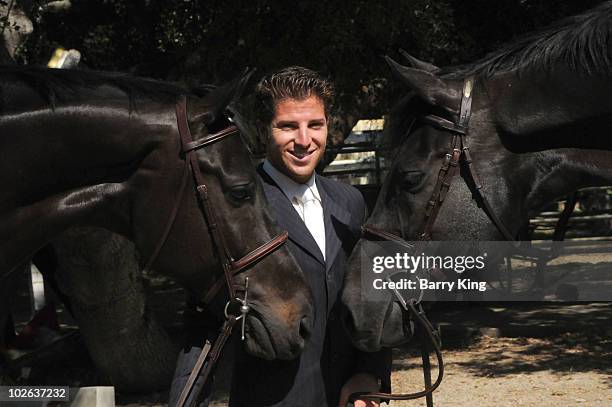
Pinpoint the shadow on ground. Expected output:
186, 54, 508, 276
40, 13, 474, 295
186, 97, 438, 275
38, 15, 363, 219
4, 270, 612, 403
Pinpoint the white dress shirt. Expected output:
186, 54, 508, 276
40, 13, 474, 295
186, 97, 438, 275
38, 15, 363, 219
262, 159, 326, 260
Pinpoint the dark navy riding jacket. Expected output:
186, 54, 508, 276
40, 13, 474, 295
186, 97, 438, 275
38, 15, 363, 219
228, 166, 392, 407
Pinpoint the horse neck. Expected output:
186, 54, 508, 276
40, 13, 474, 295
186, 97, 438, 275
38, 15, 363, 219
0, 94, 187, 274
459, 105, 612, 239
515, 148, 612, 218
0, 97, 178, 212
485, 67, 612, 151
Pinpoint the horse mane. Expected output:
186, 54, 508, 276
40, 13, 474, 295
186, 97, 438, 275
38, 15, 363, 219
441, 1, 612, 78
0, 65, 188, 108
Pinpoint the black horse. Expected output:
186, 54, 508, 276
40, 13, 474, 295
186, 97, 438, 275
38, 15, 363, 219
343, 2, 612, 351
0, 66, 313, 362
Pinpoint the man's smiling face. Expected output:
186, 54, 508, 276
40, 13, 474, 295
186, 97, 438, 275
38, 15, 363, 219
267, 95, 328, 183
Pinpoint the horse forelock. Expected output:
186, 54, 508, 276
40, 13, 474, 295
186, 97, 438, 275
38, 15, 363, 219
381, 91, 425, 158
440, 1, 612, 79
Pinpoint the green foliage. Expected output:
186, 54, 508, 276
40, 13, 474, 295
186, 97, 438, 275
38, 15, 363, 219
1, 0, 17, 35
14, 0, 609, 121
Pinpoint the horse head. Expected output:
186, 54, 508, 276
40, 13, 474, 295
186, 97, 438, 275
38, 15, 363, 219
119, 73, 315, 361
342, 56, 502, 351
344, 41, 612, 351
0, 68, 313, 361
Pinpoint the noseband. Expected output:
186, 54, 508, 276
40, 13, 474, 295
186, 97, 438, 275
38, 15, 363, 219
142, 96, 288, 407
354, 77, 518, 406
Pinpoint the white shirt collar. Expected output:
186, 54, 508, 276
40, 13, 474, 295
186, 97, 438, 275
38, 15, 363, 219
262, 159, 321, 203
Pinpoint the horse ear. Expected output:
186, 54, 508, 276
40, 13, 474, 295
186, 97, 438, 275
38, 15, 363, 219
398, 49, 439, 73
192, 69, 255, 123
385, 55, 459, 113
231, 68, 256, 103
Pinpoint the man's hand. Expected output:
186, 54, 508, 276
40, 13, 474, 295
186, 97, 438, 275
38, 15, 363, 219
338, 373, 380, 407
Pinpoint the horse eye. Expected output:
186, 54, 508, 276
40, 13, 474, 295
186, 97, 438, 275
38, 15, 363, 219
229, 184, 253, 202
400, 170, 426, 191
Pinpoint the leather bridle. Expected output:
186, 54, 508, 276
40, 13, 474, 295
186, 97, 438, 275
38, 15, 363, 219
165, 78, 518, 406
351, 227, 444, 406
352, 77, 517, 406
416, 77, 516, 242
352, 77, 578, 406
142, 96, 289, 407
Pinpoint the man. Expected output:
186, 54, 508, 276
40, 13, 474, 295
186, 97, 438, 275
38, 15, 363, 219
228, 66, 391, 407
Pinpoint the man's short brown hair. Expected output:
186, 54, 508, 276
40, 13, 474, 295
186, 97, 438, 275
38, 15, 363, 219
255, 66, 334, 128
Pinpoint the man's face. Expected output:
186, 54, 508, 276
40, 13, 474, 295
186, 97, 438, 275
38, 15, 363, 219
267, 96, 328, 183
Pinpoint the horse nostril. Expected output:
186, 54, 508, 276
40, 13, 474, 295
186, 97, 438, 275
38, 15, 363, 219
299, 315, 312, 340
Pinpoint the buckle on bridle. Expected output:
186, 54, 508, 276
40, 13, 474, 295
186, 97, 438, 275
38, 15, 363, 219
224, 277, 251, 340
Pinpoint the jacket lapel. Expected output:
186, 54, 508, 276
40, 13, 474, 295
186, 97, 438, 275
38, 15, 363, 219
258, 166, 326, 266
316, 175, 353, 273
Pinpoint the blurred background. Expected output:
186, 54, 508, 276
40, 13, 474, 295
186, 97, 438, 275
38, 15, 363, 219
5, 0, 607, 150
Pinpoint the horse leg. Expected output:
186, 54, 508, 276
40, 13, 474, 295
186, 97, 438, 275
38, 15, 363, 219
52, 228, 178, 392
1, 182, 178, 390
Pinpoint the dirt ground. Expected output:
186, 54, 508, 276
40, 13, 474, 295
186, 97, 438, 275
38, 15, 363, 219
112, 325, 612, 407
3, 257, 612, 407
193, 303, 612, 407
386, 334, 611, 407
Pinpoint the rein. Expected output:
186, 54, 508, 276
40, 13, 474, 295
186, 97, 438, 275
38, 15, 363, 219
351, 77, 578, 406
352, 226, 444, 406
142, 96, 289, 407
348, 296, 444, 405
348, 77, 489, 406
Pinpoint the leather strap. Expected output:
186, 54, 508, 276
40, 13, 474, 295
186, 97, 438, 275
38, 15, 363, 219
142, 162, 191, 273
418, 138, 461, 240
421, 115, 466, 134
352, 76, 579, 406
461, 144, 516, 241
173, 96, 289, 407
183, 126, 239, 153
346, 78, 467, 405
231, 230, 289, 273
416, 77, 517, 241
347, 299, 443, 405
177, 97, 237, 299
175, 340, 213, 407
361, 224, 414, 249
199, 230, 289, 306
176, 317, 237, 407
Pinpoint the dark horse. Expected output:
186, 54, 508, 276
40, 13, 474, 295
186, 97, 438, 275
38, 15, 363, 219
343, 2, 612, 351
0, 66, 313, 361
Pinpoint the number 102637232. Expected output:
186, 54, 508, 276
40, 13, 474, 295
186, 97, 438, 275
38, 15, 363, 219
0, 386, 69, 401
